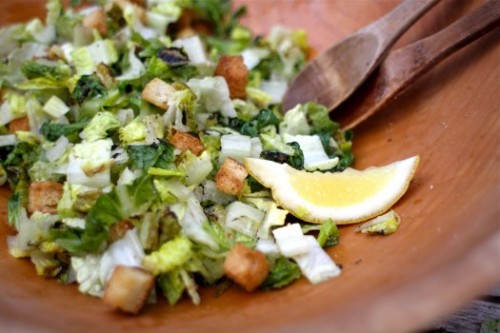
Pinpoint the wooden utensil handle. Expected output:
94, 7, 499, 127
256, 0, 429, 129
337, 0, 500, 130
385, 0, 500, 94
370, 0, 440, 49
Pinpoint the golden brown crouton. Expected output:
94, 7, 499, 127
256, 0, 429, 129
28, 181, 64, 214
82, 8, 108, 36
8, 117, 30, 133
170, 130, 204, 156
215, 157, 248, 195
214, 55, 248, 99
103, 266, 155, 314
142, 78, 176, 110
223, 243, 269, 292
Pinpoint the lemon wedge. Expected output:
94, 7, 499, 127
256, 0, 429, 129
244, 156, 420, 224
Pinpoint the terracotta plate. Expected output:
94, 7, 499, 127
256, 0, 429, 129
0, 1, 499, 332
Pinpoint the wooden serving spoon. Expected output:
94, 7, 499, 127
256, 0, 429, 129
333, 0, 500, 130
282, 0, 440, 112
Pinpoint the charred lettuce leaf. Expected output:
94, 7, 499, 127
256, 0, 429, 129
72, 75, 106, 105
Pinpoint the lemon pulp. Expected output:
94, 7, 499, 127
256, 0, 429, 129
245, 156, 419, 224
289, 167, 394, 207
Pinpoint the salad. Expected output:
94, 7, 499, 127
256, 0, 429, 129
0, 0, 355, 314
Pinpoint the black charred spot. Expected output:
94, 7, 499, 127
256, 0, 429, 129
260, 151, 290, 164
158, 47, 189, 67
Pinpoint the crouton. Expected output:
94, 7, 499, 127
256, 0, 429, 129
108, 220, 134, 243
8, 117, 30, 133
215, 157, 248, 195
82, 8, 107, 36
214, 55, 248, 99
170, 130, 204, 156
223, 243, 269, 292
142, 78, 176, 110
28, 181, 63, 214
103, 266, 155, 314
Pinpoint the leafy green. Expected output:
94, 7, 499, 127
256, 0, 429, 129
119, 117, 147, 144
355, 210, 400, 236
480, 319, 500, 333
286, 142, 304, 169
55, 9, 82, 41
3, 142, 41, 170
260, 141, 304, 170
49, 226, 86, 255
54, 176, 157, 253
187, 248, 226, 284
127, 140, 175, 171
119, 175, 158, 217
72, 75, 106, 105
228, 109, 281, 137
69, 0, 105, 8
82, 189, 123, 250
147, 56, 198, 82
133, 33, 167, 59
30, 250, 63, 278
21, 60, 71, 80
158, 269, 185, 306
0, 164, 6, 186
317, 220, 339, 248
139, 207, 182, 251
7, 192, 23, 228
261, 257, 301, 290
302, 102, 339, 134
335, 130, 354, 171
80, 112, 121, 142
40, 120, 89, 143
228, 117, 258, 137
117, 56, 198, 94
143, 235, 193, 275
202, 219, 233, 251
252, 53, 282, 81
255, 108, 281, 129
190, 0, 246, 38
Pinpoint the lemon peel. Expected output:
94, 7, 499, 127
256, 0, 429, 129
244, 156, 420, 224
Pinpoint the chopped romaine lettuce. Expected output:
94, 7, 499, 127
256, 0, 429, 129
126, 140, 175, 170
225, 201, 265, 238
0, 0, 354, 311
355, 210, 400, 235
40, 120, 89, 143
317, 220, 339, 248
158, 269, 185, 306
80, 112, 121, 142
142, 235, 193, 275
261, 256, 301, 290
72, 75, 107, 105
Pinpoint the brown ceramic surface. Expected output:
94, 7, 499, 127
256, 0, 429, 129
0, 1, 499, 333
